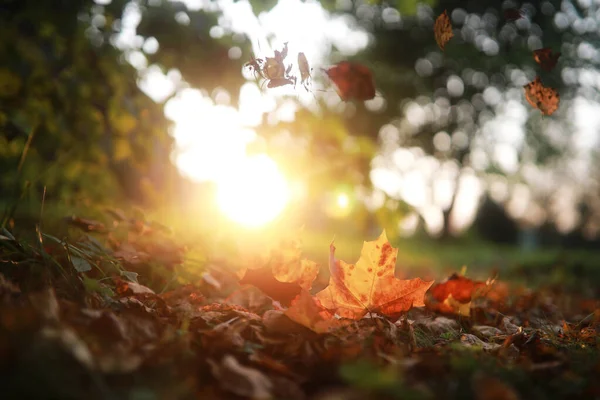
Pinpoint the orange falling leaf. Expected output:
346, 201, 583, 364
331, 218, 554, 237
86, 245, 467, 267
324, 61, 376, 101
315, 231, 434, 320
533, 48, 561, 72
434, 10, 453, 51
523, 76, 560, 116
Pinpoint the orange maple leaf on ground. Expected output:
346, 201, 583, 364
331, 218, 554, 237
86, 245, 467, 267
428, 273, 491, 316
315, 231, 434, 320
434, 10, 453, 51
523, 76, 560, 116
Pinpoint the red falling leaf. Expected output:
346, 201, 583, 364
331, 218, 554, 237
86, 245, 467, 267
314, 231, 434, 320
533, 48, 561, 72
504, 8, 523, 21
430, 273, 488, 303
523, 76, 560, 116
434, 10, 453, 51
324, 61, 376, 101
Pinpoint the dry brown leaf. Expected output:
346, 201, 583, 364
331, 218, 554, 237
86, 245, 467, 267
208, 355, 273, 399
434, 10, 454, 51
523, 76, 560, 116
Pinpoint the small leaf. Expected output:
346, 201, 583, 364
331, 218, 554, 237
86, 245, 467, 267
71, 256, 92, 272
434, 10, 453, 51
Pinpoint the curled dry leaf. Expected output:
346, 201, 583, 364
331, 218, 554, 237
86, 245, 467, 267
434, 10, 453, 51
315, 231, 434, 320
533, 48, 561, 71
324, 61, 376, 101
523, 77, 559, 116
298, 52, 312, 90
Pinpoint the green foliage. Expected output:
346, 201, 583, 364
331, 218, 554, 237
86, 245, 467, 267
0, 0, 174, 212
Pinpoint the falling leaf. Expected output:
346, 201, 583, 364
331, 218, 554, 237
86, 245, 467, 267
504, 8, 523, 21
245, 54, 265, 79
315, 231, 434, 320
284, 290, 343, 334
533, 48, 561, 71
298, 52, 311, 90
523, 76, 560, 116
260, 42, 296, 89
434, 10, 453, 51
324, 61, 376, 101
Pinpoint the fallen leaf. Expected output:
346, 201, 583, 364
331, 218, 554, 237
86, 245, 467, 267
64, 216, 107, 233
523, 76, 560, 116
472, 325, 503, 338
315, 231, 434, 320
114, 278, 155, 296
208, 354, 273, 399
431, 273, 488, 303
472, 373, 520, 400
460, 334, 501, 352
533, 48, 561, 71
412, 316, 459, 335
434, 10, 453, 51
284, 290, 342, 334
324, 61, 376, 101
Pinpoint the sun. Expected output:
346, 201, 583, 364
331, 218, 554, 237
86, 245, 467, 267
216, 154, 290, 228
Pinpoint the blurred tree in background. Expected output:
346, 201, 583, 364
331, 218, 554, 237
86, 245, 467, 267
2, 0, 600, 248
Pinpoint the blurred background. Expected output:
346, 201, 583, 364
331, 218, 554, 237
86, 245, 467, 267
2, 0, 600, 273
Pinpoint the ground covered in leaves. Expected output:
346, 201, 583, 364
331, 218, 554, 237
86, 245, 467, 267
1, 214, 599, 400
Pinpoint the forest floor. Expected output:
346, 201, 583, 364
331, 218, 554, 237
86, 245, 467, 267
1, 211, 599, 400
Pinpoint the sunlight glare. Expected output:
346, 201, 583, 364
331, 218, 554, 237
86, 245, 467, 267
337, 193, 349, 209
216, 154, 290, 228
